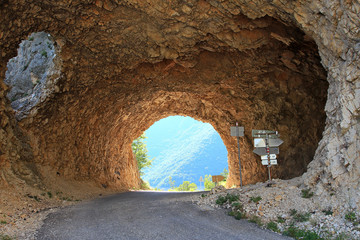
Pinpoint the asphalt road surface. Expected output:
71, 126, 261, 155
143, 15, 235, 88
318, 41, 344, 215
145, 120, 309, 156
37, 191, 292, 240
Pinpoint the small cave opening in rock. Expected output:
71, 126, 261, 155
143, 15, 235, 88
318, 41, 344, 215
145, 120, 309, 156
133, 115, 228, 191
3, 32, 61, 120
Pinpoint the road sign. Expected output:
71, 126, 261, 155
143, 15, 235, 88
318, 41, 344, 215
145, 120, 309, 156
261, 159, 278, 165
253, 147, 279, 156
252, 134, 279, 139
254, 138, 284, 148
261, 154, 277, 160
212, 175, 225, 183
252, 129, 277, 136
199, 176, 203, 182
230, 126, 244, 137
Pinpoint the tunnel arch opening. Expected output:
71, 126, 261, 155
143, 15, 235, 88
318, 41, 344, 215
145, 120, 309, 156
133, 115, 229, 191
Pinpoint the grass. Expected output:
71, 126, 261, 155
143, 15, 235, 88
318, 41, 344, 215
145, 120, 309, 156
250, 196, 262, 203
47, 191, 52, 198
322, 209, 333, 216
345, 211, 358, 225
231, 202, 243, 211
293, 212, 311, 222
0, 234, 13, 240
228, 211, 246, 220
290, 209, 297, 216
0, 220, 6, 224
266, 221, 279, 232
277, 216, 286, 223
248, 215, 263, 226
201, 194, 206, 198
41, 50, 47, 58
301, 189, 314, 198
28, 36, 34, 41
283, 226, 324, 240
215, 193, 239, 205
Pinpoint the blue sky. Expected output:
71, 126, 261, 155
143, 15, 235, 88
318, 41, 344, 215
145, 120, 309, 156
142, 116, 228, 190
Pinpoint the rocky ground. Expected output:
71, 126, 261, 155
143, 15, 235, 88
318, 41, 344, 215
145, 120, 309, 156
195, 178, 360, 240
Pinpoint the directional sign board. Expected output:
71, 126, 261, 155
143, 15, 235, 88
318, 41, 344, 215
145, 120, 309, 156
262, 159, 277, 165
199, 176, 203, 182
252, 130, 277, 136
253, 147, 279, 156
230, 126, 244, 137
254, 138, 284, 148
212, 175, 225, 183
261, 154, 277, 160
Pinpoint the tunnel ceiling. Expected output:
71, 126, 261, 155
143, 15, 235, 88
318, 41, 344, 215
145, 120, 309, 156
0, 0, 359, 210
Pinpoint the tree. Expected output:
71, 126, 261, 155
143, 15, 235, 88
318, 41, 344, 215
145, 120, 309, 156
220, 168, 229, 181
204, 175, 215, 190
132, 133, 153, 176
176, 181, 198, 191
168, 176, 175, 190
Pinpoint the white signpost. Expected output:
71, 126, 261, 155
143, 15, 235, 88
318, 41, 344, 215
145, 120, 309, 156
199, 176, 204, 189
252, 129, 283, 183
230, 122, 244, 187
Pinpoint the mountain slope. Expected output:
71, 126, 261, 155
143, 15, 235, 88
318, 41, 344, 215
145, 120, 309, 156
143, 116, 228, 190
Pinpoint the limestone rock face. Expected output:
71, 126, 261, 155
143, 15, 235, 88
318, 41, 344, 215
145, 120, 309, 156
0, 0, 359, 211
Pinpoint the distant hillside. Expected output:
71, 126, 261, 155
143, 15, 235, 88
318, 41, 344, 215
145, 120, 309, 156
142, 116, 228, 190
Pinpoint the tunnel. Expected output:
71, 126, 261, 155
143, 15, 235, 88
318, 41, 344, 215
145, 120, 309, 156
0, 1, 359, 210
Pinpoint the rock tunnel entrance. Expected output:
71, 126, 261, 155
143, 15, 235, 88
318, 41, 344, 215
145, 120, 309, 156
0, 2, 333, 194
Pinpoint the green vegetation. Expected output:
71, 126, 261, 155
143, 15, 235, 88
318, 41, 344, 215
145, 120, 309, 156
248, 215, 262, 226
132, 133, 153, 176
216, 193, 239, 205
266, 221, 279, 232
301, 188, 314, 198
322, 208, 333, 216
250, 196, 262, 203
277, 216, 286, 223
168, 176, 175, 190
175, 181, 197, 191
41, 50, 47, 58
47, 191, 52, 198
220, 168, 228, 180
283, 226, 323, 240
345, 211, 358, 224
0, 220, 7, 224
204, 175, 215, 190
28, 36, 34, 41
293, 212, 311, 222
140, 180, 151, 190
0, 234, 13, 240
290, 209, 298, 216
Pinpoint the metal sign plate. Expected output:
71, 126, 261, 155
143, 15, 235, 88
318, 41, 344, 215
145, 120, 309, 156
252, 129, 277, 136
253, 134, 279, 139
230, 126, 244, 137
199, 176, 203, 182
261, 159, 278, 165
254, 138, 284, 148
212, 175, 225, 183
261, 154, 277, 160
253, 147, 279, 156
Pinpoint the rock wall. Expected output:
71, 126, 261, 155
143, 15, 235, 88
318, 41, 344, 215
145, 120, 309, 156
0, 0, 358, 210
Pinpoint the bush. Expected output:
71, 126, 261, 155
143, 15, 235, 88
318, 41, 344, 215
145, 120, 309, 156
301, 189, 314, 198
47, 191, 52, 198
266, 221, 279, 232
215, 194, 239, 205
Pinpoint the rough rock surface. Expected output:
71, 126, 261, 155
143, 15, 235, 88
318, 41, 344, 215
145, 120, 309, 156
0, 0, 359, 225
4, 32, 60, 120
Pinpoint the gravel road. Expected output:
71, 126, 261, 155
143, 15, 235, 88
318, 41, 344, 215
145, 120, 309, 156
36, 191, 292, 240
